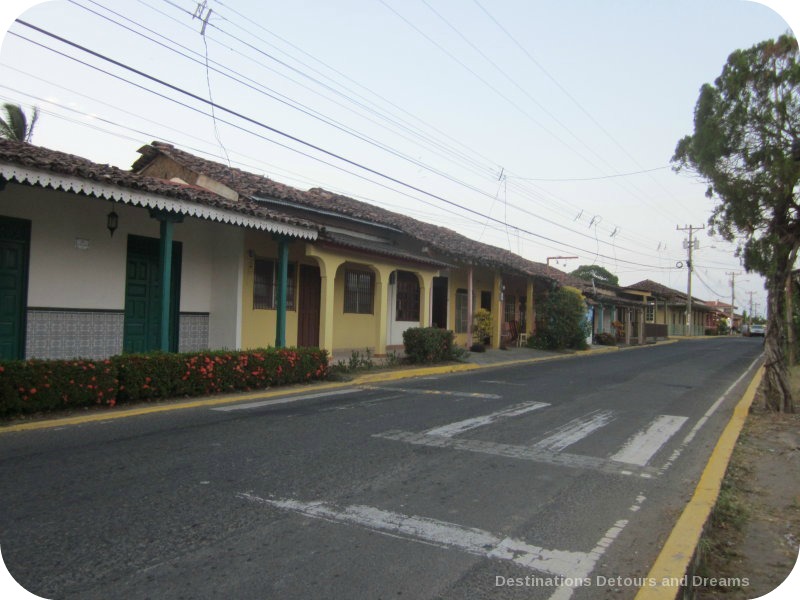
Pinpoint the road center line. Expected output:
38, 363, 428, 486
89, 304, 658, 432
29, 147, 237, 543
237, 493, 591, 578
423, 401, 549, 437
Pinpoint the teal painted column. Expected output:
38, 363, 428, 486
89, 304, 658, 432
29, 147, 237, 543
598, 304, 604, 333
275, 235, 290, 348
151, 209, 183, 352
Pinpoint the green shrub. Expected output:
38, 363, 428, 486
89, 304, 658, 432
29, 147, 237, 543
114, 347, 330, 402
527, 287, 591, 351
472, 308, 492, 344
594, 332, 617, 346
0, 347, 329, 418
403, 327, 457, 364
0, 358, 118, 418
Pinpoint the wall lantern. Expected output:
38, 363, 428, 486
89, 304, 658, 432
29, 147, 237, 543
107, 209, 119, 237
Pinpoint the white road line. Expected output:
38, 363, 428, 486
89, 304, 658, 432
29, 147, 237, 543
423, 401, 549, 438
359, 385, 501, 399
211, 388, 358, 412
609, 415, 688, 466
658, 353, 762, 475
532, 410, 616, 452
546, 493, 647, 600
375, 430, 657, 477
237, 493, 592, 579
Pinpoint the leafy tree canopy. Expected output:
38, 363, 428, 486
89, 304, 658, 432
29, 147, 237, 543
0, 103, 39, 142
672, 34, 800, 412
672, 34, 800, 279
570, 264, 619, 286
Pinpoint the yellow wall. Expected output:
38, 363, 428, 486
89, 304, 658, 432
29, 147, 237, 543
447, 266, 495, 347
241, 231, 308, 349
332, 261, 381, 351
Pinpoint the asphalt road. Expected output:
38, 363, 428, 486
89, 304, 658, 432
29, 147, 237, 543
0, 338, 763, 600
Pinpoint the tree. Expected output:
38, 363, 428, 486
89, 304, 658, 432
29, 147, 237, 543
672, 34, 799, 413
570, 264, 619, 286
0, 103, 39, 142
528, 287, 591, 351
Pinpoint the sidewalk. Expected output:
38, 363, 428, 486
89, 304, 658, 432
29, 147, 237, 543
0, 339, 672, 434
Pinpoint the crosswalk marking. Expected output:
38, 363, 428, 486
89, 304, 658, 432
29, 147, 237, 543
375, 430, 658, 477
423, 401, 549, 438
237, 492, 595, 579
532, 410, 616, 452
609, 415, 688, 466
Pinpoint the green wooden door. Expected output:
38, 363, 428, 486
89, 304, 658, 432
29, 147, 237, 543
123, 235, 181, 353
0, 217, 30, 360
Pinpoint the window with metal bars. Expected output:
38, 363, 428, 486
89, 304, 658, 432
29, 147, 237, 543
395, 271, 420, 321
344, 269, 374, 314
504, 294, 516, 324
253, 259, 296, 310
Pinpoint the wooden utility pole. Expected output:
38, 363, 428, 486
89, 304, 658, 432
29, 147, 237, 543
747, 291, 756, 322
726, 272, 738, 335
677, 225, 704, 336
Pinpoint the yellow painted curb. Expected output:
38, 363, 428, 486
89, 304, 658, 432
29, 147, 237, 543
633, 365, 764, 600
0, 381, 356, 434
352, 362, 480, 384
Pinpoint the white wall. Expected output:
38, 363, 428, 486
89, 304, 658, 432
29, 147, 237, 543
209, 224, 243, 350
1, 183, 219, 313
385, 273, 424, 347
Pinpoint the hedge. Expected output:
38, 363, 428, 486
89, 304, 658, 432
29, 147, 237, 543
403, 327, 457, 364
0, 347, 329, 419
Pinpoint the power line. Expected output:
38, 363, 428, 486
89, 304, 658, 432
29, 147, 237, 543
511, 166, 670, 182
144, 0, 668, 256
10, 20, 686, 272
471, 0, 697, 218
11, 15, 692, 267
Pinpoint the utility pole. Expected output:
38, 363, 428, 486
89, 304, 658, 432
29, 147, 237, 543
726, 272, 738, 335
677, 224, 704, 336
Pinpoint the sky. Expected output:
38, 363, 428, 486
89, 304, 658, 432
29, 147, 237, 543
0, 0, 798, 319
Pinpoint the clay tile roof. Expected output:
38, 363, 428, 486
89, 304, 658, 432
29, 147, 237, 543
0, 140, 318, 232
627, 279, 708, 305
133, 142, 568, 283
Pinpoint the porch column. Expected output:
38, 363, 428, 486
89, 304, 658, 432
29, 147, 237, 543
374, 266, 392, 356
597, 304, 604, 334
467, 265, 474, 346
525, 279, 534, 336
419, 272, 435, 328
274, 235, 291, 348
625, 307, 632, 345
492, 272, 503, 348
151, 209, 183, 352
638, 308, 645, 344
304, 245, 343, 356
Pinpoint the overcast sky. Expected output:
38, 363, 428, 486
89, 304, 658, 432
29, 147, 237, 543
1, 1, 799, 319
